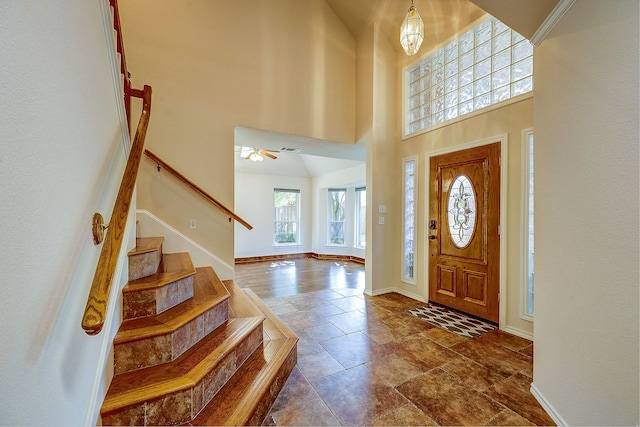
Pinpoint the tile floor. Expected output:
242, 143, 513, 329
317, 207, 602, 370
234, 259, 554, 426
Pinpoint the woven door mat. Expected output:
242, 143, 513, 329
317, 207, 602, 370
407, 304, 496, 339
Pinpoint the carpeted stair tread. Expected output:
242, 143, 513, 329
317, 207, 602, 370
128, 237, 164, 256
102, 316, 265, 414
123, 252, 195, 293
114, 267, 228, 344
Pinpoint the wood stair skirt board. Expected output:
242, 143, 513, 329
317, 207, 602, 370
235, 252, 365, 265
101, 237, 298, 426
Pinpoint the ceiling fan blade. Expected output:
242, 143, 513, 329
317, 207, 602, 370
262, 151, 278, 159
263, 149, 280, 153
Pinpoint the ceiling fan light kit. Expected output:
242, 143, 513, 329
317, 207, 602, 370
400, 0, 425, 56
240, 146, 279, 162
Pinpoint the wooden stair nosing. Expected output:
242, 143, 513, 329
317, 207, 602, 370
128, 236, 164, 256
123, 253, 196, 293
114, 267, 229, 345
102, 316, 265, 414
222, 279, 264, 319
243, 288, 297, 341
192, 283, 298, 426
191, 337, 297, 426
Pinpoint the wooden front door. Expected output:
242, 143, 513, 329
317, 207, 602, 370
428, 143, 500, 322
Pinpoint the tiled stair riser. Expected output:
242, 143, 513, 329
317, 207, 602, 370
247, 348, 298, 426
122, 275, 194, 320
103, 324, 264, 426
195, 326, 264, 417
114, 300, 230, 374
128, 245, 162, 281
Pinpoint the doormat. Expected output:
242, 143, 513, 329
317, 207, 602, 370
407, 304, 496, 339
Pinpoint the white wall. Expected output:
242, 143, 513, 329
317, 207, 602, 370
234, 163, 366, 259
532, 1, 639, 425
234, 173, 312, 258
0, 1, 133, 425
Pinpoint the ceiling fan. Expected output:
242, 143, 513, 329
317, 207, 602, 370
240, 146, 279, 161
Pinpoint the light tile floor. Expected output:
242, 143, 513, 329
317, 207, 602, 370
235, 259, 554, 426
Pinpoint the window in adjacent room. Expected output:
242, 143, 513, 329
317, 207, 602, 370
328, 188, 346, 245
355, 187, 366, 249
403, 157, 417, 283
273, 189, 300, 245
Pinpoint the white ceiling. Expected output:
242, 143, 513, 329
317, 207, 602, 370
234, 126, 365, 178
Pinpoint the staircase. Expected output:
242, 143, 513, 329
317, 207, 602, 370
100, 237, 298, 426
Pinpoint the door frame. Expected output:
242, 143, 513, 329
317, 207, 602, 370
424, 134, 508, 329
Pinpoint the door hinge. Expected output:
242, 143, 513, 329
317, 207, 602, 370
498, 292, 500, 302
498, 224, 501, 235
499, 156, 502, 166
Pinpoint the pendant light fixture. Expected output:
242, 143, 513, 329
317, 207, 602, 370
400, 0, 424, 56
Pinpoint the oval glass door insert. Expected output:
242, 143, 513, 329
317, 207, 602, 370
447, 174, 477, 248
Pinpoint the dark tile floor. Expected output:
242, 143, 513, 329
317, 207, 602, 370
234, 258, 554, 426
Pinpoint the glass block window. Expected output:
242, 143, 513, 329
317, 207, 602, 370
405, 17, 533, 136
403, 158, 416, 282
355, 187, 366, 249
274, 189, 300, 245
328, 189, 346, 245
523, 131, 534, 318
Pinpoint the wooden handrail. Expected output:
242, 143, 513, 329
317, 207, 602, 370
82, 85, 152, 335
144, 149, 253, 231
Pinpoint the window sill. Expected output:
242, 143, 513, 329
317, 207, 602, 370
402, 92, 534, 141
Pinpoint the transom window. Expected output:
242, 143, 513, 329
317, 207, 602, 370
405, 17, 533, 136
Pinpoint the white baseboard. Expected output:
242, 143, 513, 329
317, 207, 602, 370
364, 287, 395, 297
530, 382, 568, 426
502, 325, 533, 341
136, 209, 234, 280
394, 288, 428, 303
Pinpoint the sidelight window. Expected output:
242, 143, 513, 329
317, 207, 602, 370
522, 131, 535, 319
403, 158, 417, 282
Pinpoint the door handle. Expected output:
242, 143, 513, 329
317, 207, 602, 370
429, 235, 437, 240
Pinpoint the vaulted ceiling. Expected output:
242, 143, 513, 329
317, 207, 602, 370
324, 0, 561, 49
236, 0, 562, 177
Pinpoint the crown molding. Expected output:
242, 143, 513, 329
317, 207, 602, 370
531, 0, 576, 46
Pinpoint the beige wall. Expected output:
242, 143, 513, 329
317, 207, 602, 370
358, 24, 400, 296
532, 0, 639, 424
397, 96, 534, 337
120, 0, 356, 265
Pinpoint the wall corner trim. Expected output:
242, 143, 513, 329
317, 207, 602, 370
530, 0, 576, 47
530, 382, 569, 426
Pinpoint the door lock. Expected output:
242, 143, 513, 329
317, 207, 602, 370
429, 220, 437, 230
